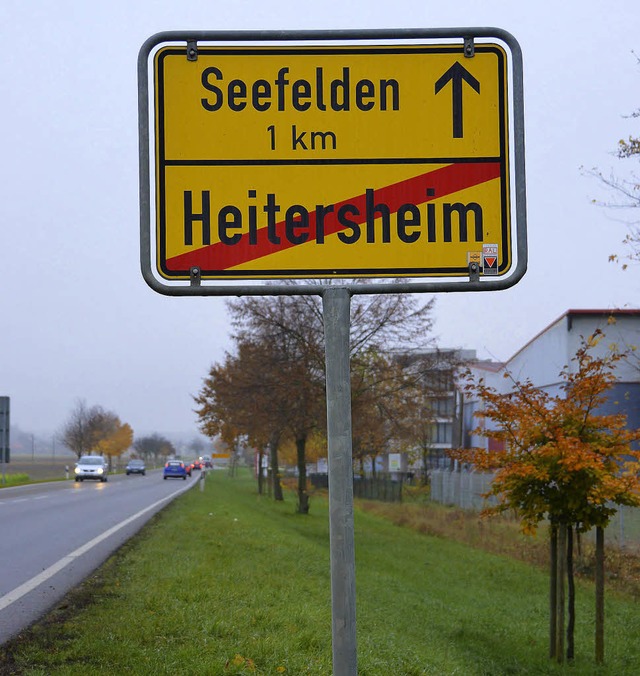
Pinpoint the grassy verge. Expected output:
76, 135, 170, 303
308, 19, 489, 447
1, 471, 639, 675
0, 473, 31, 488
358, 492, 640, 599
1, 456, 75, 485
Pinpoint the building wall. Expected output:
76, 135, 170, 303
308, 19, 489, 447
596, 383, 640, 432
461, 362, 504, 449
462, 310, 640, 449
505, 315, 570, 388
566, 313, 640, 382
507, 312, 640, 387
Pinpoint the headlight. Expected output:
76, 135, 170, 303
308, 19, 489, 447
75, 467, 81, 474
97, 468, 104, 474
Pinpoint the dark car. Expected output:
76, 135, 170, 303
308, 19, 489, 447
163, 460, 187, 480
126, 459, 146, 476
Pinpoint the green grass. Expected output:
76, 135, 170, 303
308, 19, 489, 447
0, 473, 69, 489
2, 471, 639, 675
0, 472, 31, 487
1, 455, 76, 485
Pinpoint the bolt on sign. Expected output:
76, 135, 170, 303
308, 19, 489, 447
138, 29, 526, 295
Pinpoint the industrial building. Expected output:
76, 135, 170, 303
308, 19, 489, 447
463, 309, 640, 452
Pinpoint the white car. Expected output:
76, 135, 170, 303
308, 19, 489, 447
74, 455, 109, 482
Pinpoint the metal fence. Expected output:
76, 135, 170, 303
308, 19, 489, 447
309, 474, 403, 503
430, 469, 495, 510
353, 477, 403, 503
429, 469, 640, 551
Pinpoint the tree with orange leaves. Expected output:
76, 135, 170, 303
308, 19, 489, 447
94, 417, 134, 471
450, 331, 640, 664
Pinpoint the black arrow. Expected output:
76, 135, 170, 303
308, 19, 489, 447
434, 62, 480, 139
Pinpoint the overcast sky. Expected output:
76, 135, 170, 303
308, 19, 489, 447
1, 1, 639, 444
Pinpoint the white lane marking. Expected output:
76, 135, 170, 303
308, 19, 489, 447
0, 483, 193, 612
0, 494, 49, 505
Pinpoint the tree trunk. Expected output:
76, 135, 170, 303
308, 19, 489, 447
269, 435, 284, 502
228, 444, 237, 477
296, 434, 310, 514
549, 524, 558, 659
566, 525, 575, 661
555, 523, 567, 663
257, 451, 264, 495
421, 448, 430, 487
595, 525, 605, 664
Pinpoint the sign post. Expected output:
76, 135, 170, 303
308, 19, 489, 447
139, 29, 526, 675
323, 287, 357, 674
0, 397, 10, 485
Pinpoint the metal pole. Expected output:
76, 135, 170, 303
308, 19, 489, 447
323, 287, 357, 676
1, 416, 5, 486
0, 399, 8, 485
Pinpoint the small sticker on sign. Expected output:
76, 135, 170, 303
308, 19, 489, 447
482, 244, 498, 275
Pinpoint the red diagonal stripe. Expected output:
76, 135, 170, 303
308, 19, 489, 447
165, 161, 501, 272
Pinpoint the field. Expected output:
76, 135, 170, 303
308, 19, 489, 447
0, 454, 76, 484
1, 470, 639, 675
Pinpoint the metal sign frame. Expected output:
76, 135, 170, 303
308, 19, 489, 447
138, 28, 526, 297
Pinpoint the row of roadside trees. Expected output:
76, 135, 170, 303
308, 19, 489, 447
60, 400, 133, 470
60, 399, 182, 468
193, 280, 445, 513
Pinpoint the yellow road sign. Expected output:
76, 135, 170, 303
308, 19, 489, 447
150, 43, 512, 280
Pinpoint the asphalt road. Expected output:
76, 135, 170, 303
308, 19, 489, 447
0, 470, 197, 644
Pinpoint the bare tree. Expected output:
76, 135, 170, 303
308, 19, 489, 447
188, 437, 206, 456
61, 400, 119, 459
587, 55, 640, 267
133, 434, 176, 464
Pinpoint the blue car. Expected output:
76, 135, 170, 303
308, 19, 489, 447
163, 460, 187, 480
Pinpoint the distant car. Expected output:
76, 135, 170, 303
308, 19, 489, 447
163, 460, 187, 480
126, 459, 146, 476
192, 460, 202, 471
184, 462, 193, 477
75, 455, 109, 482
